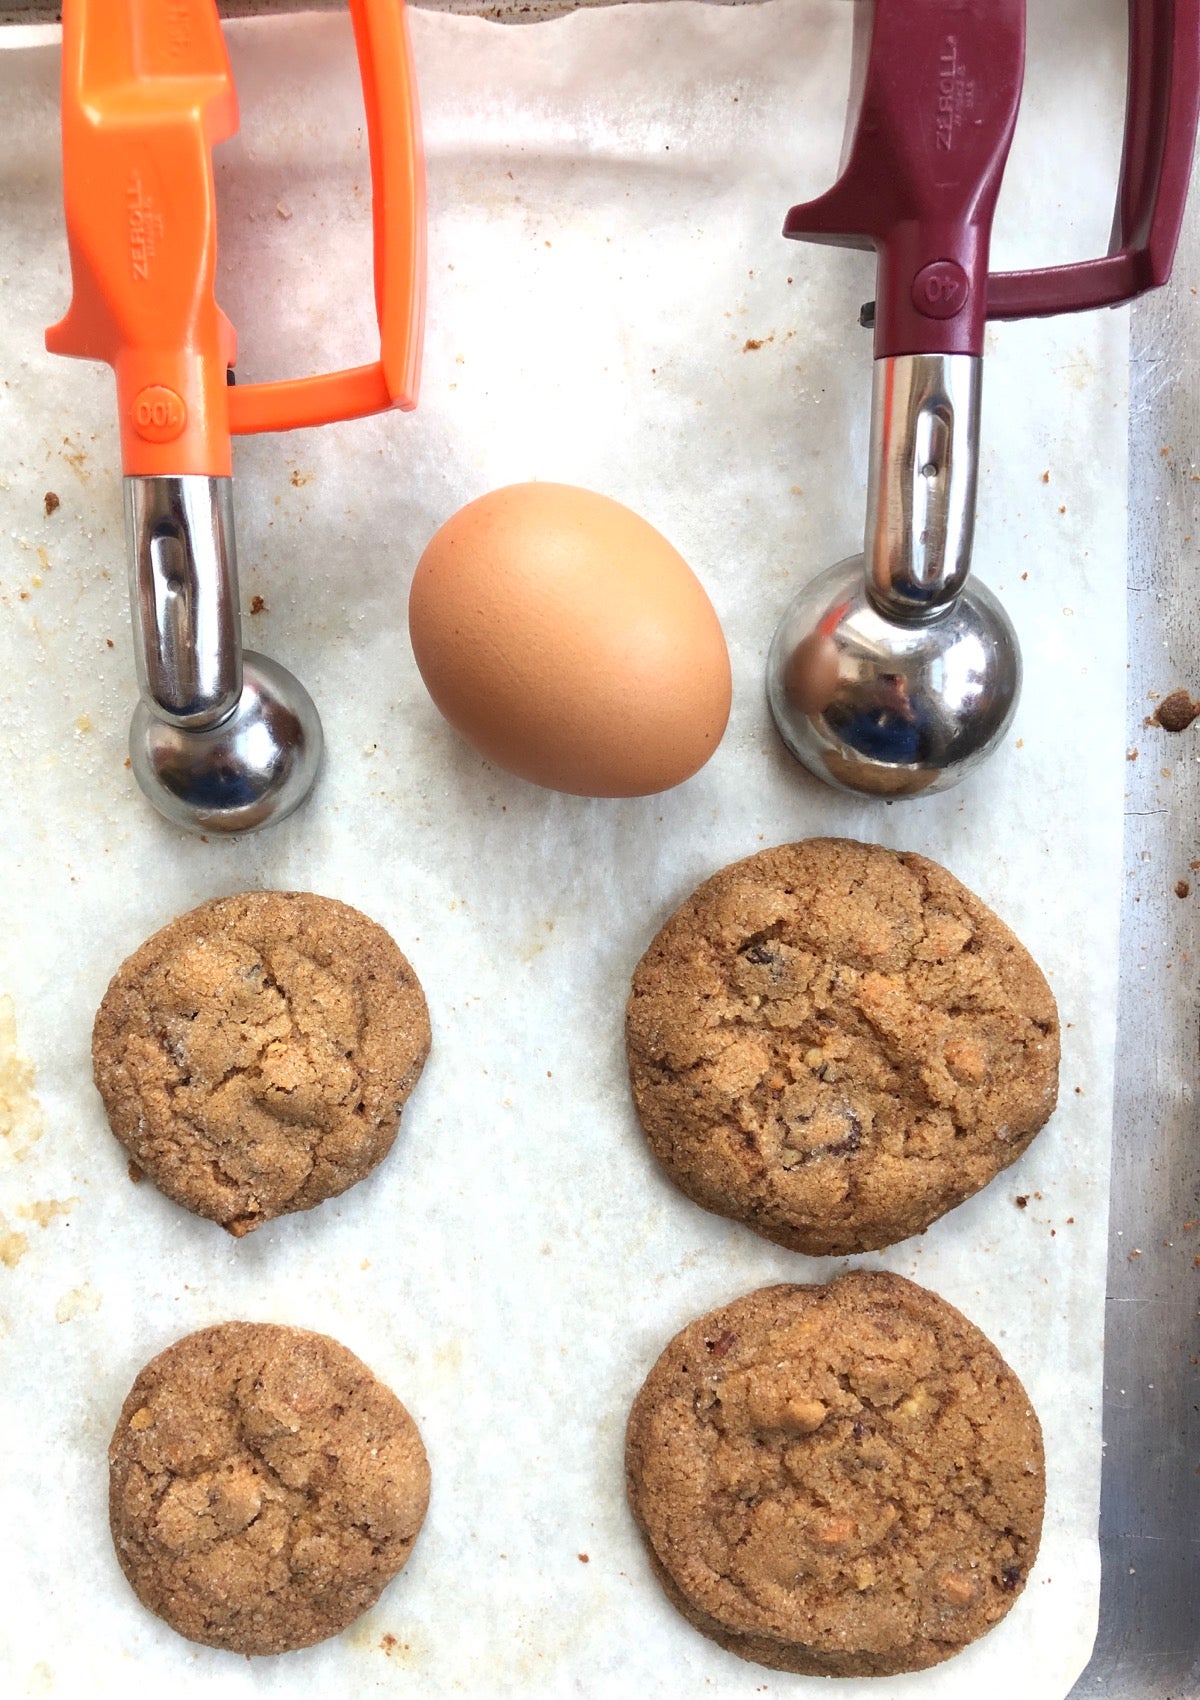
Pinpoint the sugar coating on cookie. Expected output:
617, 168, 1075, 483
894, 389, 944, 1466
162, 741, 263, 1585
92, 891, 431, 1235
626, 838, 1059, 1256
108, 1323, 430, 1655
625, 1272, 1045, 1677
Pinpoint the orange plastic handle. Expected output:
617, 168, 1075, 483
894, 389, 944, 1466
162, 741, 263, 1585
46, 0, 426, 478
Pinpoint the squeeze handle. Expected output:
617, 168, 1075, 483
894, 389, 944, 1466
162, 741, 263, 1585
46, 0, 426, 474
228, 0, 426, 433
987, 0, 1200, 319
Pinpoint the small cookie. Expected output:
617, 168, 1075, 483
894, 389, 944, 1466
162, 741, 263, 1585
93, 891, 431, 1235
625, 1272, 1044, 1676
626, 838, 1058, 1255
108, 1323, 430, 1655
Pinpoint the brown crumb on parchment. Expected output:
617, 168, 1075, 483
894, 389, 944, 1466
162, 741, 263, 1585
1015, 1196, 1029, 1209
249, 595, 266, 616
1176, 880, 1191, 900
43, 491, 60, 516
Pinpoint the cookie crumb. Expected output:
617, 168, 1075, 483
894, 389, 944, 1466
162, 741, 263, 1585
578, 1552, 590, 1563
1015, 1195, 1029, 1209
1152, 689, 1200, 732
127, 1160, 144, 1184
43, 491, 60, 516
249, 594, 266, 616
1176, 880, 1191, 899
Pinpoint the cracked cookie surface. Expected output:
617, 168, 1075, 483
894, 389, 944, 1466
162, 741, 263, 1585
108, 1322, 430, 1655
93, 892, 431, 1235
625, 1272, 1044, 1677
626, 839, 1059, 1256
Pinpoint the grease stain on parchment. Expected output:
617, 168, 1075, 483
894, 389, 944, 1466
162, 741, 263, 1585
17, 1198, 78, 1228
0, 1222, 29, 1268
433, 1336, 463, 1378
0, 997, 44, 1161
344, 1617, 431, 1664
55, 1283, 100, 1323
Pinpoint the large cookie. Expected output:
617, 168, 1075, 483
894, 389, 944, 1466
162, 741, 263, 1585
108, 1323, 430, 1655
625, 1272, 1045, 1677
626, 838, 1058, 1256
93, 891, 431, 1235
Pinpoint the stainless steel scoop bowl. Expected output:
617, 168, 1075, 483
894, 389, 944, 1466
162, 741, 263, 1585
767, 352, 1021, 798
125, 475, 323, 834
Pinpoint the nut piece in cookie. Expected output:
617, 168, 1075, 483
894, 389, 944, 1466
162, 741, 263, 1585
625, 1272, 1045, 1677
108, 1323, 431, 1655
92, 891, 431, 1235
626, 838, 1059, 1256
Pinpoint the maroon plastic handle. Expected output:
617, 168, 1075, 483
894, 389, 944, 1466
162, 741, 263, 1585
987, 0, 1200, 320
784, 0, 1200, 355
784, 0, 1027, 359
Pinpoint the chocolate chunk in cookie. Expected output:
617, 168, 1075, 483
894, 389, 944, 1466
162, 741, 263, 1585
626, 839, 1058, 1256
625, 1272, 1045, 1676
93, 891, 431, 1235
108, 1323, 430, 1655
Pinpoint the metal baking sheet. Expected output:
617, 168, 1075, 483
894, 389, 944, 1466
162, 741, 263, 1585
1066, 134, 1200, 1700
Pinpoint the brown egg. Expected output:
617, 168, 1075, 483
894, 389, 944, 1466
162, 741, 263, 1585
408, 483, 731, 796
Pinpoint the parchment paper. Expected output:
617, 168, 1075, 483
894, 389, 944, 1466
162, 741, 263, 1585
0, 4, 1129, 1696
